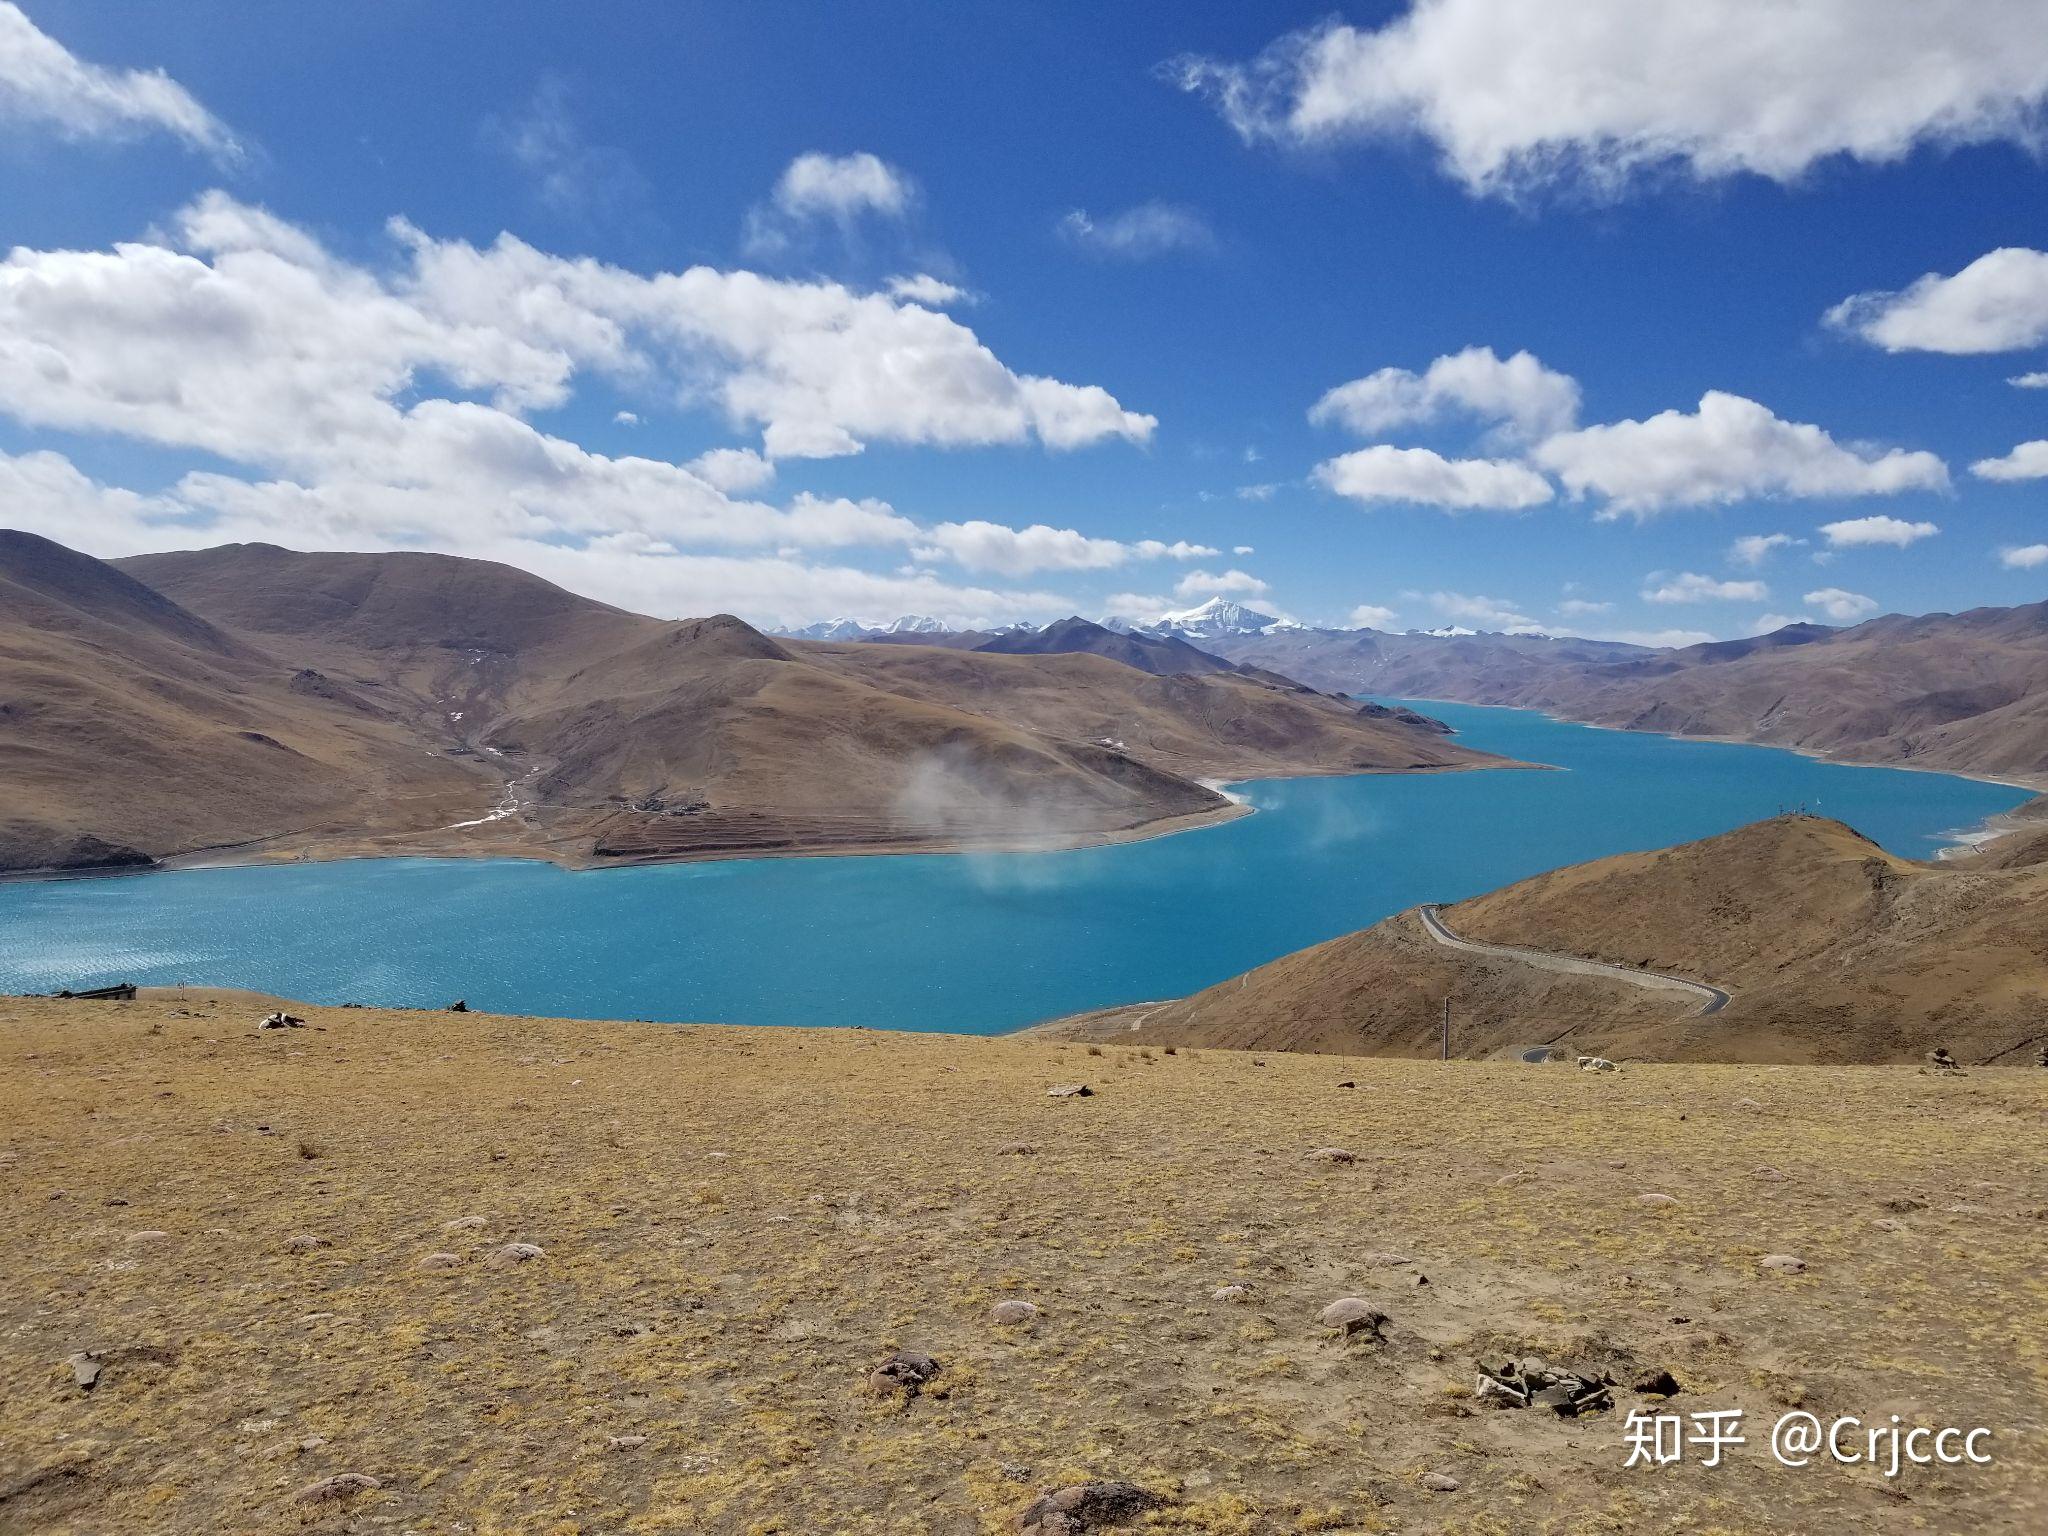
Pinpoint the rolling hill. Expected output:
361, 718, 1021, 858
0, 534, 1500, 873
1037, 815, 2048, 1065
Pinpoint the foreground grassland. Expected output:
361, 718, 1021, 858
2, 992, 2044, 1534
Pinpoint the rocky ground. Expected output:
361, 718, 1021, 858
2, 990, 2044, 1533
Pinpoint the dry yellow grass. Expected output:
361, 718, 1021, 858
3, 990, 2045, 1534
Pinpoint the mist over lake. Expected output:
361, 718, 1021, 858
0, 703, 2026, 1032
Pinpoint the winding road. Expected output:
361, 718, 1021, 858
1417, 904, 1730, 1017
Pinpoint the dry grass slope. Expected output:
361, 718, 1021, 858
3, 992, 2044, 1533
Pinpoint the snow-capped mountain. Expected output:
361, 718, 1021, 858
780, 617, 872, 641
880, 614, 951, 635
1112, 596, 1298, 641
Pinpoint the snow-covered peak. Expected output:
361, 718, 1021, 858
1119, 595, 1284, 639
881, 614, 950, 634
780, 616, 871, 640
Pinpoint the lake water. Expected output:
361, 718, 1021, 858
0, 702, 2028, 1032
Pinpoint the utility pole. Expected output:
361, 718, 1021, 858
1441, 997, 1450, 1063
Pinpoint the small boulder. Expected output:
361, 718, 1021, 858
1420, 1472, 1460, 1493
1304, 1147, 1357, 1165
866, 1349, 942, 1397
1017, 1480, 1164, 1534
446, 1000, 469, 1012
1751, 1165, 1789, 1182
996, 1142, 1035, 1156
1925, 1047, 1958, 1071
487, 1241, 544, 1268
1634, 1369, 1682, 1397
259, 1012, 305, 1030
284, 1233, 330, 1253
1578, 1056, 1618, 1073
294, 1473, 380, 1504
1635, 1193, 1679, 1208
1760, 1253, 1807, 1275
1210, 1283, 1253, 1303
66, 1351, 102, 1391
1046, 1083, 1093, 1099
1318, 1297, 1388, 1339
990, 1300, 1041, 1327
606, 1434, 648, 1451
417, 1251, 463, 1271
443, 1215, 487, 1232
1363, 1251, 1412, 1267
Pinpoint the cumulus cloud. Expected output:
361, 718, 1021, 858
1310, 346, 1580, 444
1314, 445, 1554, 510
1803, 586, 1881, 622
1827, 249, 2048, 353
2012, 371, 2048, 388
1532, 391, 1948, 516
885, 272, 968, 306
910, 522, 1213, 577
0, 1, 237, 157
772, 151, 913, 221
0, 195, 1170, 624
1730, 532, 1800, 566
1971, 440, 2048, 481
1347, 603, 1399, 629
2000, 543, 2048, 569
1428, 591, 1544, 633
1641, 572, 1769, 604
1174, 568, 1270, 599
1057, 202, 1215, 259
1164, 2, 2048, 198
1819, 514, 1939, 548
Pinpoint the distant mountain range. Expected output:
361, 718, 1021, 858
0, 531, 1499, 874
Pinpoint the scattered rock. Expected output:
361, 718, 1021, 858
990, 1300, 1041, 1327
1001, 1463, 1034, 1483
606, 1435, 647, 1451
1476, 1358, 1613, 1415
1760, 1253, 1807, 1275
1751, 1165, 1789, 1182
1363, 1251, 1412, 1267
1733, 1097, 1764, 1110
1017, 1480, 1165, 1534
1880, 1195, 1927, 1214
1336, 1079, 1356, 1088
996, 1142, 1035, 1156
1925, 1047, 1958, 1072
1420, 1472, 1460, 1493
1046, 1084, 1093, 1099
259, 1012, 305, 1030
1211, 1284, 1253, 1303
1318, 1298, 1388, 1339
284, 1233, 330, 1253
1493, 1170, 1533, 1188
1577, 1056, 1618, 1073
417, 1251, 464, 1271
443, 1215, 487, 1232
1635, 1193, 1679, 1208
487, 1241, 544, 1268
296, 1436, 328, 1454
65, 1351, 102, 1391
1633, 1369, 1682, 1397
127, 1230, 169, 1243
866, 1349, 942, 1397
446, 1000, 469, 1012
1304, 1147, 1357, 1165
294, 1473, 381, 1504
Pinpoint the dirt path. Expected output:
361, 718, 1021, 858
1418, 903, 1730, 1016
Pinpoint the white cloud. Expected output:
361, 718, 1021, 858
1819, 514, 1939, 548
1751, 612, 1816, 632
2000, 543, 2048, 569
1803, 586, 1881, 622
907, 524, 1216, 578
1971, 440, 2048, 481
1532, 391, 1948, 515
885, 273, 968, 306
1236, 483, 1278, 501
1557, 597, 1614, 616
1827, 249, 2048, 353
1057, 202, 1215, 259
2012, 371, 2048, 388
1641, 572, 1769, 604
1310, 346, 1580, 443
1174, 567, 1269, 599
0, 1, 237, 158
1314, 445, 1554, 510
613, 410, 641, 426
1347, 603, 1399, 629
685, 446, 776, 493
1584, 627, 1717, 648
1164, 2, 2048, 197
1729, 532, 1799, 566
1427, 591, 1544, 633
771, 151, 913, 221
1232, 544, 1255, 555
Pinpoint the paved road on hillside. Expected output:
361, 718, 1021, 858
1417, 904, 1730, 1017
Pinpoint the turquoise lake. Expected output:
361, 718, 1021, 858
0, 702, 2028, 1031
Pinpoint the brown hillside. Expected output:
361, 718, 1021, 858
1039, 816, 2048, 1065
0, 535, 1506, 872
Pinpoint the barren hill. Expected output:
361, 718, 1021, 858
970, 615, 1239, 676
1039, 816, 2048, 1064
1212, 605, 2048, 783
1, 534, 1501, 872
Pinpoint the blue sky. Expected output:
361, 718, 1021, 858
3, 0, 2047, 641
